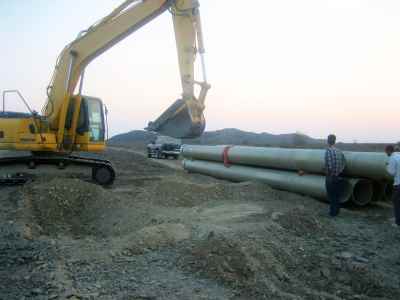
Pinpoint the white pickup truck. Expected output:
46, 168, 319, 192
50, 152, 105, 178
146, 143, 181, 160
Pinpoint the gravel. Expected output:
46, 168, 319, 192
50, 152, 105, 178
0, 148, 399, 299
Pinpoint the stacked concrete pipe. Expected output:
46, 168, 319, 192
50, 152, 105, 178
182, 145, 394, 206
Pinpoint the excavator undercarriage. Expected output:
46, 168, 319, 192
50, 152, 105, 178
0, 153, 115, 186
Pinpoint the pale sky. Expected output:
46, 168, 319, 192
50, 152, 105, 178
1, 0, 400, 143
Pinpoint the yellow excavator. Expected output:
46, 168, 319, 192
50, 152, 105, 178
0, 0, 210, 185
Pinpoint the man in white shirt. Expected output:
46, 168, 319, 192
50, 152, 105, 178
385, 145, 400, 227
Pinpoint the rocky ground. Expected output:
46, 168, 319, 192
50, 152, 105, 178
0, 148, 399, 300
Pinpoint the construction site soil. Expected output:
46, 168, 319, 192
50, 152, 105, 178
1, 148, 399, 300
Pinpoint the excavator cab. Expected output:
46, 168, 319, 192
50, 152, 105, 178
79, 97, 105, 143
67, 96, 106, 152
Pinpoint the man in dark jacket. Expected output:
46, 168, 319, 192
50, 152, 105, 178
325, 134, 346, 217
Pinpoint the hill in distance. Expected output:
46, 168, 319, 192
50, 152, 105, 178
108, 130, 157, 146
108, 128, 323, 148
184, 128, 322, 146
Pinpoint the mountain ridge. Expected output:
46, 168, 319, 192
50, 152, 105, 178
108, 128, 323, 147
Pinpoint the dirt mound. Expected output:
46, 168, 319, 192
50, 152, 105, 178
292, 249, 396, 299
274, 207, 324, 237
140, 179, 276, 207
23, 178, 114, 237
181, 233, 295, 297
105, 148, 176, 177
182, 228, 398, 300
122, 223, 191, 255
184, 234, 258, 283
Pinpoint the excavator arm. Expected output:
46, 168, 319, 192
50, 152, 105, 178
45, 0, 209, 143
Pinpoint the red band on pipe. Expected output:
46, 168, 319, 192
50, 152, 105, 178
223, 146, 233, 167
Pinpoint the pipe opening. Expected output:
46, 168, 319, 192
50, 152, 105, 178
372, 182, 386, 202
351, 179, 373, 206
339, 181, 353, 204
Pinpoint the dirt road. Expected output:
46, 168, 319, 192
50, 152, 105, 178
109, 146, 183, 170
1, 148, 399, 299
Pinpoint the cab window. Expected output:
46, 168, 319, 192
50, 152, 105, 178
86, 98, 105, 142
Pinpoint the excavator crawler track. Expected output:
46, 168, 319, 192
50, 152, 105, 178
0, 173, 32, 185
0, 154, 115, 186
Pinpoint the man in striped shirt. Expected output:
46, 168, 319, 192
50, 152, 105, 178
325, 134, 346, 217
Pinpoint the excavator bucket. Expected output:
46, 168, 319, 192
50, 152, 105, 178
146, 99, 205, 139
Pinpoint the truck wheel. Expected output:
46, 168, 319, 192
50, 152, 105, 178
92, 165, 115, 186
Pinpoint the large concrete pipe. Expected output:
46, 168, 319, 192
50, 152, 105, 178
182, 145, 392, 181
183, 159, 374, 206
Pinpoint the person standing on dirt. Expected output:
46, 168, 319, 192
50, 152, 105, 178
385, 145, 400, 227
324, 134, 346, 217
